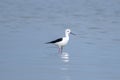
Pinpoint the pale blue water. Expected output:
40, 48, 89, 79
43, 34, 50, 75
0, 0, 120, 80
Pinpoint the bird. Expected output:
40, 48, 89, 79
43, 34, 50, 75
46, 29, 75, 53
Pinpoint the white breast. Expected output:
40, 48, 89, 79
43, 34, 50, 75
55, 37, 69, 47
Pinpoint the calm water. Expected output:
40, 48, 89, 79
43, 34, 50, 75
0, 0, 120, 80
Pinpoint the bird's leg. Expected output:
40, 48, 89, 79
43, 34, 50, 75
58, 47, 61, 54
61, 47, 63, 54
58, 46, 63, 54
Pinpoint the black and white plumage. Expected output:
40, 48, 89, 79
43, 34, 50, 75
46, 38, 63, 44
46, 29, 75, 53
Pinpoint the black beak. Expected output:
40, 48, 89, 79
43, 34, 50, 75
70, 32, 76, 35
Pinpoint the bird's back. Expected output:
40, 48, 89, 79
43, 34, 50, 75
55, 37, 69, 47
46, 38, 62, 44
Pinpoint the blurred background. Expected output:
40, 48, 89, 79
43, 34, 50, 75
0, 0, 120, 80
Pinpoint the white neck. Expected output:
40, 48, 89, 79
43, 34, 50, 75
65, 32, 69, 38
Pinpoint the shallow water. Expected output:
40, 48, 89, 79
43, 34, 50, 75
0, 0, 120, 80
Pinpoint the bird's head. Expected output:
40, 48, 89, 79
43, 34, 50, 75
65, 29, 76, 36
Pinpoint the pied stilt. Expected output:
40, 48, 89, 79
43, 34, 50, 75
46, 29, 75, 53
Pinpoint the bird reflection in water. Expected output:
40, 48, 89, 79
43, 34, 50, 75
61, 52, 69, 63
60, 52, 71, 80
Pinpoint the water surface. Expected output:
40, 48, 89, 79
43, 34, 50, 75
0, 0, 120, 80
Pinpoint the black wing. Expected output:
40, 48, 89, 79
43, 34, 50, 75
46, 38, 62, 44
